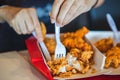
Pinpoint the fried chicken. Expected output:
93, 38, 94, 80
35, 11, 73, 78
44, 37, 56, 55
105, 46, 120, 68
62, 27, 92, 51
45, 27, 94, 77
70, 48, 93, 63
94, 37, 113, 53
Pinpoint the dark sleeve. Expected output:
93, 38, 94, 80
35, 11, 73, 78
0, 1, 6, 6
0, 0, 21, 6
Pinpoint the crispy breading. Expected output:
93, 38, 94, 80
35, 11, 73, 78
81, 64, 90, 74
61, 26, 89, 40
69, 48, 93, 63
62, 27, 92, 51
70, 48, 82, 57
74, 26, 89, 38
47, 53, 86, 77
95, 38, 120, 68
105, 46, 120, 68
45, 27, 94, 77
40, 22, 47, 39
95, 37, 113, 53
47, 58, 67, 75
79, 51, 93, 63
44, 37, 56, 55
116, 42, 120, 47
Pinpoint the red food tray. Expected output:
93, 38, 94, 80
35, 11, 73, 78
25, 36, 120, 80
25, 36, 53, 80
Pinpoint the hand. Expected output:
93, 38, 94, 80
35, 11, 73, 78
50, 0, 97, 27
1, 6, 43, 42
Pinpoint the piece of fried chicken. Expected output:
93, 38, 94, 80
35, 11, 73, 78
44, 37, 56, 55
61, 27, 92, 51
105, 46, 120, 68
95, 38, 113, 53
70, 48, 93, 63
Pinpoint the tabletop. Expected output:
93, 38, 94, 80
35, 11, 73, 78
0, 50, 120, 80
0, 50, 47, 80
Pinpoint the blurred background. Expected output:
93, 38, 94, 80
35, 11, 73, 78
0, 0, 120, 52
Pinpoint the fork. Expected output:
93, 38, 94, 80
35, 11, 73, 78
106, 13, 120, 46
54, 23, 66, 59
32, 31, 51, 61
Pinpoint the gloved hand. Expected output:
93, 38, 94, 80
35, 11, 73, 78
50, 0, 98, 27
0, 6, 43, 42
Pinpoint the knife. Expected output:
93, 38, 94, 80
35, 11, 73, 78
32, 31, 51, 61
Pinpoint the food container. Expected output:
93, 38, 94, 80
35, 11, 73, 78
25, 31, 115, 80
86, 31, 120, 75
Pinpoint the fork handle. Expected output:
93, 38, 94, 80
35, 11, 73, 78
55, 23, 61, 44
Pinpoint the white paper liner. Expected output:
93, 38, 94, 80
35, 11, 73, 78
86, 31, 120, 75
85, 36, 106, 70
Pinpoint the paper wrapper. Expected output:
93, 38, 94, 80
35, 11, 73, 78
86, 31, 120, 75
85, 36, 106, 70
25, 32, 113, 80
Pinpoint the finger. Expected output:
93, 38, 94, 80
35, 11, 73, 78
65, 6, 87, 26
18, 19, 27, 34
64, 0, 93, 26
62, 0, 81, 26
11, 18, 22, 34
50, 0, 64, 23
24, 9, 34, 33
56, 0, 74, 26
17, 11, 28, 34
29, 8, 43, 42
63, 0, 97, 26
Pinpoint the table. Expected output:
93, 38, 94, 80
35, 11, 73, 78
0, 50, 47, 80
0, 50, 120, 80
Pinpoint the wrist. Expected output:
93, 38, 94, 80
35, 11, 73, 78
0, 5, 8, 23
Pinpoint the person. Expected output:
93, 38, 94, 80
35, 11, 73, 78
0, 0, 104, 52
